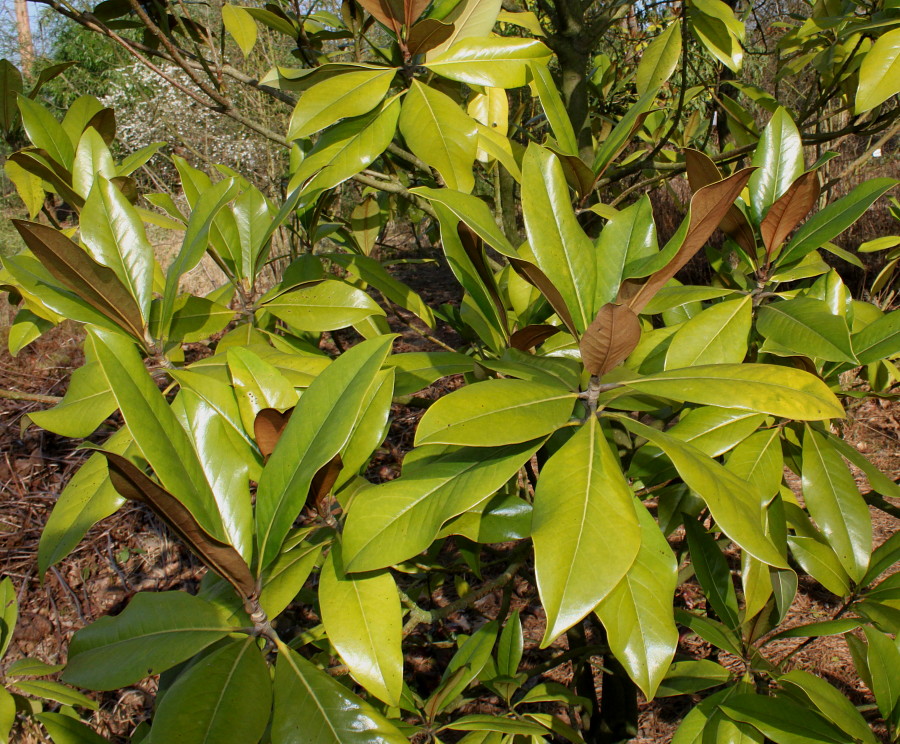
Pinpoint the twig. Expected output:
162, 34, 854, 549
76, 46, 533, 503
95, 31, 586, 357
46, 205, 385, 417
50, 566, 87, 624
0, 388, 62, 404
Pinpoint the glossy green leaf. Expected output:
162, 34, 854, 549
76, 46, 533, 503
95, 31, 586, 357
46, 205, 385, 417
28, 361, 115, 437
17, 94, 74, 168
674, 610, 743, 656
289, 95, 401, 195
637, 21, 682, 95
683, 518, 740, 629
425, 0, 502, 57
757, 298, 856, 363
4, 158, 44, 218
0, 58, 23, 132
595, 500, 678, 699
263, 280, 385, 332
385, 351, 472, 396
592, 87, 659, 176
59, 95, 103, 145
259, 538, 322, 619
288, 68, 396, 140
689, 0, 744, 72
231, 185, 273, 280
535, 417, 641, 645
616, 364, 844, 421
227, 346, 298, 434
595, 195, 658, 306
665, 296, 751, 368
38, 432, 130, 575
399, 80, 477, 193
343, 439, 540, 571
801, 426, 871, 582
12, 679, 97, 709
425, 37, 551, 88
720, 694, 851, 744
864, 625, 900, 724
222, 4, 257, 56
34, 713, 110, 744
256, 335, 395, 569
529, 62, 578, 155
63, 592, 237, 690
80, 177, 154, 322
856, 27, 900, 113
415, 378, 576, 447
89, 327, 225, 540
0, 577, 16, 659
522, 144, 595, 332
615, 416, 786, 568
778, 179, 898, 267
71, 127, 116, 198
749, 108, 805, 223
725, 428, 783, 499
853, 308, 900, 364
326, 254, 435, 328
272, 644, 408, 744
159, 178, 240, 336
0, 686, 15, 744
320, 545, 403, 706
427, 621, 499, 716
150, 637, 271, 744
408, 187, 517, 258
656, 659, 731, 697
780, 670, 877, 744
768, 618, 862, 640
441, 716, 549, 736
787, 536, 851, 596
497, 609, 523, 678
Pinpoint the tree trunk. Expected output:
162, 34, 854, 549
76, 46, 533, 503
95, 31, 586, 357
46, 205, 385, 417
15, 0, 34, 78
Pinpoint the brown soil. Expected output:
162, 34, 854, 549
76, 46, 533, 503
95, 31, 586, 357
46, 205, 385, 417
0, 260, 898, 743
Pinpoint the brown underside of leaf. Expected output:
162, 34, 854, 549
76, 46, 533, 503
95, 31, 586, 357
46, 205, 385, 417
405, 18, 454, 55
12, 219, 145, 339
357, 0, 403, 34
509, 324, 560, 351
508, 257, 579, 338
760, 171, 821, 257
9, 150, 84, 209
85, 107, 117, 145
579, 303, 641, 375
403, 0, 430, 29
546, 144, 596, 197
685, 148, 756, 256
254, 407, 294, 460
308, 454, 344, 515
624, 167, 755, 313
104, 452, 257, 599
458, 223, 509, 335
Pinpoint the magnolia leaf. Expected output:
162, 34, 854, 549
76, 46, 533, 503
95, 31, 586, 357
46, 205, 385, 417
424, 37, 551, 88
399, 80, 477, 193
357, 0, 404, 34
415, 378, 576, 447
150, 637, 272, 744
12, 219, 145, 339
262, 280, 386, 332
319, 545, 403, 706
273, 645, 408, 744
63, 592, 237, 690
254, 407, 294, 459
509, 324, 559, 351
288, 68, 396, 140
580, 303, 641, 376
683, 149, 756, 255
595, 500, 678, 699
665, 296, 752, 368
623, 168, 754, 313
856, 27, 900, 113
104, 453, 257, 599
749, 107, 805, 223
222, 4, 258, 56
760, 171, 821, 257
534, 417, 641, 645
406, 19, 453, 55
425, 0, 502, 58
637, 20, 682, 95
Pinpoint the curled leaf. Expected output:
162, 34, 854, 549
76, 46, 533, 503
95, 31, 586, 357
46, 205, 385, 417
509, 324, 560, 351
579, 303, 641, 375
104, 452, 257, 599
309, 454, 344, 515
254, 407, 294, 460
760, 171, 820, 257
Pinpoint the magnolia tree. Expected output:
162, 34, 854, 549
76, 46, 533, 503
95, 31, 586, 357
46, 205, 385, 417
1, 0, 900, 741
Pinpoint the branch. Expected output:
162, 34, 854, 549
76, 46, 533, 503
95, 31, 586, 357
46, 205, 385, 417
0, 388, 62, 404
